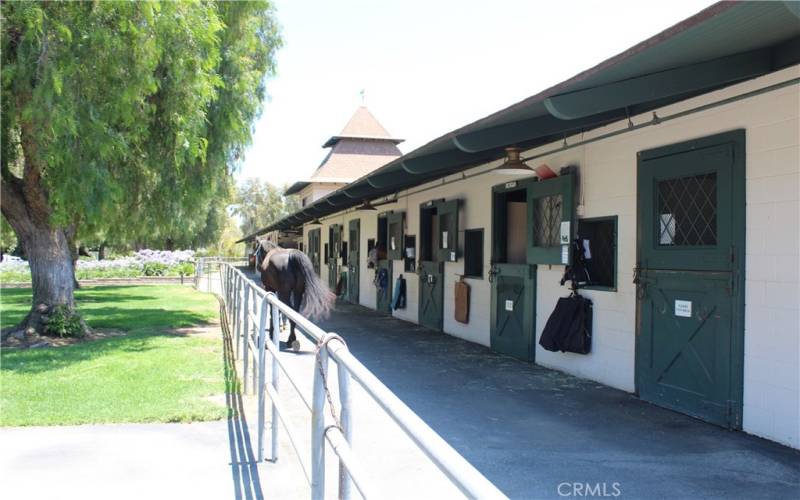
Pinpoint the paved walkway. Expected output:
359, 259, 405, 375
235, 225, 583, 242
313, 301, 800, 500
4, 274, 798, 499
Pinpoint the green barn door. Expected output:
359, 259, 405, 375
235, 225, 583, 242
328, 224, 341, 291
491, 263, 535, 360
636, 130, 745, 429
490, 180, 536, 361
418, 200, 453, 331
375, 214, 393, 313
308, 229, 321, 275
347, 219, 360, 304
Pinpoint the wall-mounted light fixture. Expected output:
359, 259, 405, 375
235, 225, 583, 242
492, 147, 534, 175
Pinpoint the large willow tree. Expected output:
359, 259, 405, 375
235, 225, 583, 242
1, 1, 281, 334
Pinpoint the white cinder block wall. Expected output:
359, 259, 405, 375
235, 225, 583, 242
304, 65, 800, 448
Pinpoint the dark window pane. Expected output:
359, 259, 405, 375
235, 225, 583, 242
657, 173, 717, 246
464, 229, 483, 278
532, 194, 562, 247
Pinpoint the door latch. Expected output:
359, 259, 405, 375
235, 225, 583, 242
633, 264, 647, 299
488, 265, 499, 283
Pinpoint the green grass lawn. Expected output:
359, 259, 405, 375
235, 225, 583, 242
0, 285, 231, 426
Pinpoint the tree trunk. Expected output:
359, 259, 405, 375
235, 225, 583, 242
1, 180, 88, 338
23, 226, 79, 333
98, 241, 107, 260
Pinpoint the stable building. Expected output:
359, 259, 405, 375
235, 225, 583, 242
261, 2, 800, 449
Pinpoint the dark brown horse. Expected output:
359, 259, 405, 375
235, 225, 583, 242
258, 240, 335, 350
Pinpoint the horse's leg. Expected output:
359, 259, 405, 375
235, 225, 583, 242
286, 290, 300, 351
288, 286, 305, 351
277, 288, 296, 349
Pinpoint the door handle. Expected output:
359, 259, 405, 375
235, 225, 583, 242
488, 265, 499, 283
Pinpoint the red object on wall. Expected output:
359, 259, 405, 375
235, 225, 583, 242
534, 163, 557, 179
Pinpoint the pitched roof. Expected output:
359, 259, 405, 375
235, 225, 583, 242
322, 106, 404, 147
311, 138, 402, 181
286, 107, 403, 191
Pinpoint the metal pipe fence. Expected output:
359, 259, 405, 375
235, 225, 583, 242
196, 259, 506, 500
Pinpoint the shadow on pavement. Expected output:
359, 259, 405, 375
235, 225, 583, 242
220, 299, 264, 500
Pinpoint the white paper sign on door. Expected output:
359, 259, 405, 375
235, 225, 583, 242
675, 300, 692, 317
505, 300, 514, 311
442, 231, 448, 248
560, 221, 571, 244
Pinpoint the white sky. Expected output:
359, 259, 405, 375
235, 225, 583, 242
237, 0, 718, 187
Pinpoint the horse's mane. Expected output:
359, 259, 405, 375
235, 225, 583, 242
257, 238, 279, 252
257, 238, 284, 272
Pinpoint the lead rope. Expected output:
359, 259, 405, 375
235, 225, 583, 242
315, 333, 347, 431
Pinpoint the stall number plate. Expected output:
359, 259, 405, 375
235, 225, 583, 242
505, 300, 514, 311
675, 300, 692, 318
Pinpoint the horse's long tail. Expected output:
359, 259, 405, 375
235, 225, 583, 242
290, 250, 335, 320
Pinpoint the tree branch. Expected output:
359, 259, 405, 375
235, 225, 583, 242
17, 116, 52, 226
1, 177, 32, 241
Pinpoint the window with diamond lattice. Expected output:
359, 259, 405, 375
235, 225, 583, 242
657, 173, 717, 246
532, 195, 563, 247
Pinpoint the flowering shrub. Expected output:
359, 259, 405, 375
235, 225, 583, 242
0, 250, 196, 283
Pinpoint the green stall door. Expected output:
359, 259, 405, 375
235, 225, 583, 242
636, 130, 745, 429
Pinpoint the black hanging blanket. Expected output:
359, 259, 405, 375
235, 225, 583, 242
539, 294, 593, 354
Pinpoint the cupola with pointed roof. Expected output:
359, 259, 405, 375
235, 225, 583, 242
284, 107, 403, 202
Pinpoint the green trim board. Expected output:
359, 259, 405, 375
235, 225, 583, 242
635, 129, 745, 429
544, 48, 774, 120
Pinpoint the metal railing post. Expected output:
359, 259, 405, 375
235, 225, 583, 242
338, 357, 353, 500
257, 297, 268, 462
311, 342, 329, 500
251, 288, 258, 393
226, 267, 232, 316
237, 276, 244, 360
232, 274, 239, 359
243, 285, 251, 393
194, 258, 200, 288
270, 299, 280, 462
